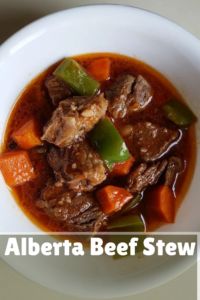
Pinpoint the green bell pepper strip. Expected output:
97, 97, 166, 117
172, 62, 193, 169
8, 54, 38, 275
89, 118, 131, 169
53, 58, 100, 96
121, 194, 142, 214
163, 99, 197, 127
107, 214, 145, 231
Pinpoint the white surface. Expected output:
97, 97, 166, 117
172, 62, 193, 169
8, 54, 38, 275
0, 0, 199, 299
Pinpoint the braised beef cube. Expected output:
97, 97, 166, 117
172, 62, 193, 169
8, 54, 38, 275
165, 156, 183, 187
71, 205, 105, 232
127, 160, 168, 193
106, 74, 135, 118
38, 179, 69, 201
42, 93, 108, 148
106, 74, 152, 118
48, 141, 107, 192
48, 147, 69, 178
128, 75, 153, 112
45, 75, 72, 106
36, 184, 106, 232
131, 122, 179, 161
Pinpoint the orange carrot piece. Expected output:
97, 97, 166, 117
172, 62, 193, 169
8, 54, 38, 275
96, 185, 132, 214
87, 58, 111, 81
147, 185, 175, 223
12, 119, 42, 150
0, 151, 36, 187
111, 156, 135, 176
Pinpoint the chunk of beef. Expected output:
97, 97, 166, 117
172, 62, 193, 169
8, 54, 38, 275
106, 74, 135, 118
48, 141, 107, 192
36, 183, 106, 232
165, 156, 183, 187
106, 74, 152, 118
45, 75, 72, 106
128, 75, 153, 112
42, 93, 108, 147
127, 160, 168, 193
131, 122, 179, 161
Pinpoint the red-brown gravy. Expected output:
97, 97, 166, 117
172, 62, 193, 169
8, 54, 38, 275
2, 53, 197, 232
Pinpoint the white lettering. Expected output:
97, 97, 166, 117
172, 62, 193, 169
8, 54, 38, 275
3, 237, 196, 257
4, 238, 20, 256
63, 240, 72, 256
117, 242, 128, 256
129, 238, 139, 255
156, 239, 166, 256
29, 238, 40, 256
90, 237, 104, 256
143, 237, 155, 256
165, 242, 177, 256
178, 242, 196, 256
105, 242, 116, 256
41, 243, 52, 256
53, 242, 63, 256
72, 242, 85, 256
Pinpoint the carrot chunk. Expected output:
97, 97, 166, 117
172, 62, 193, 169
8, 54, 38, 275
96, 185, 132, 214
87, 58, 111, 81
0, 151, 36, 187
111, 156, 135, 176
11, 119, 42, 149
147, 185, 175, 223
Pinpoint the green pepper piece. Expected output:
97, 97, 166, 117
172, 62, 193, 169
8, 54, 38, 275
163, 99, 197, 127
107, 214, 145, 231
121, 194, 142, 214
89, 118, 130, 169
54, 58, 100, 96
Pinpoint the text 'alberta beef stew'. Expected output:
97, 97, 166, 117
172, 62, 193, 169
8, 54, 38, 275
0, 53, 197, 232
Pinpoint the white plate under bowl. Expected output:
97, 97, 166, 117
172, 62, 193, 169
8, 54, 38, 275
0, 5, 200, 298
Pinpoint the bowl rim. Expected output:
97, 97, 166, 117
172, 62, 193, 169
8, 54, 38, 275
1, 3, 200, 58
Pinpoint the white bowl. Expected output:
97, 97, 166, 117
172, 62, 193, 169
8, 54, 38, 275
0, 5, 199, 298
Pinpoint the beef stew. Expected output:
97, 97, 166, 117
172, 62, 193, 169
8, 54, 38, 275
0, 53, 197, 232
